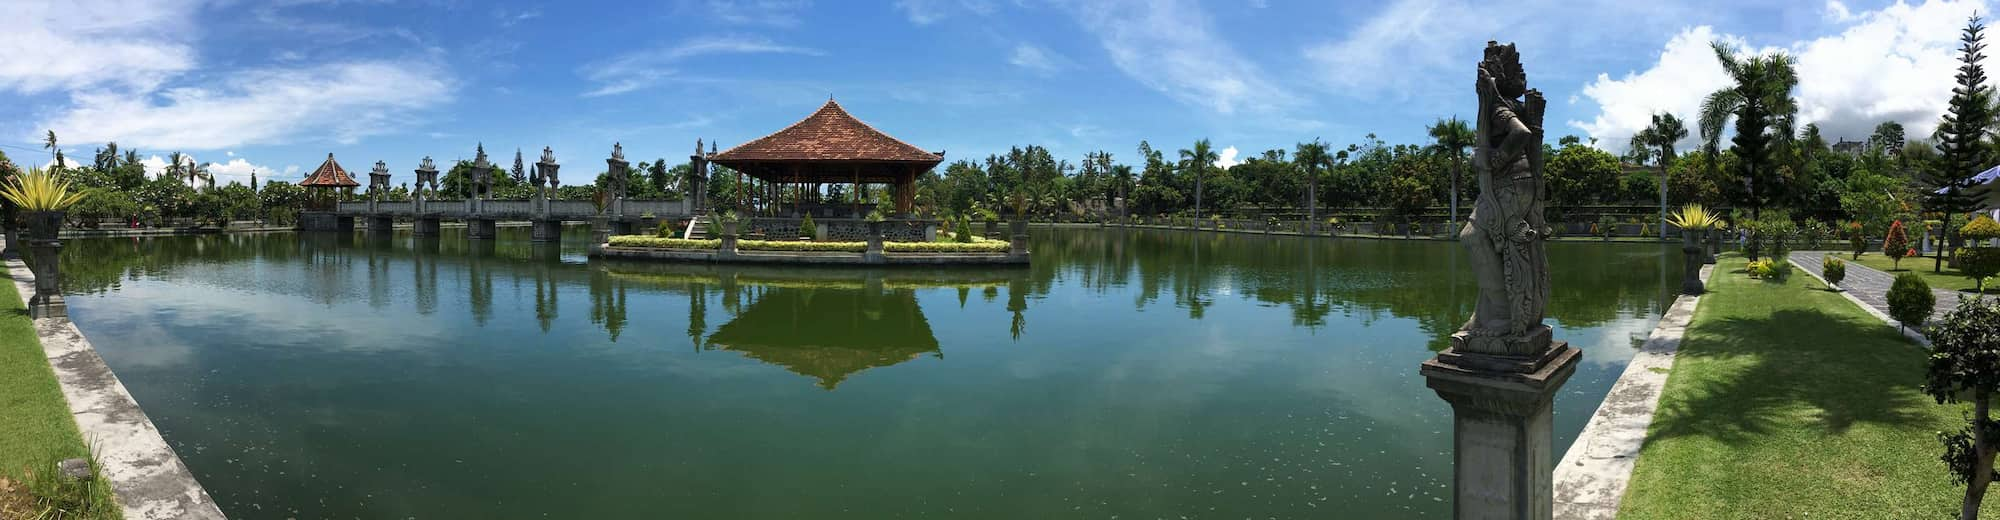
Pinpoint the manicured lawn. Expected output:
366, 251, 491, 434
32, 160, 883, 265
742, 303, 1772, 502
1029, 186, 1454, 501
1619, 257, 1999, 518
1846, 252, 1998, 294
0, 280, 116, 518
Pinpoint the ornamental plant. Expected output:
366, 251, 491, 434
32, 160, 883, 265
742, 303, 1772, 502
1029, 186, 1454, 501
1888, 272, 1935, 333
799, 214, 817, 240
1823, 255, 1846, 289
1924, 297, 2000, 518
1886, 220, 1912, 270
1597, 215, 1619, 240
1960, 216, 2000, 292
0, 167, 89, 211
1850, 221, 1869, 259
954, 216, 975, 243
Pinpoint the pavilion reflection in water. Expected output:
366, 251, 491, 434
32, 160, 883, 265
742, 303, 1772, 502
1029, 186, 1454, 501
706, 287, 940, 390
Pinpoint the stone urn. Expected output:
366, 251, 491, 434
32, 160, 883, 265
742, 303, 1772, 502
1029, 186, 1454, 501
1705, 229, 1721, 264
864, 220, 886, 261
1680, 229, 1706, 295
23, 210, 65, 318
984, 219, 999, 239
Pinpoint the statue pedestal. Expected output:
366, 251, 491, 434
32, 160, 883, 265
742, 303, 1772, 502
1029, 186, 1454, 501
1420, 341, 1579, 520
367, 215, 394, 235
531, 218, 563, 243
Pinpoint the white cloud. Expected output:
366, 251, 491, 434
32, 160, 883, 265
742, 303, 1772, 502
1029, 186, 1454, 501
579, 36, 824, 97
0, 0, 202, 94
891, 0, 995, 25
1008, 44, 1065, 75
705, 0, 813, 27
1215, 146, 1240, 169
39, 59, 454, 150
1571, 0, 1980, 153
1060, 0, 1292, 115
494, 7, 543, 28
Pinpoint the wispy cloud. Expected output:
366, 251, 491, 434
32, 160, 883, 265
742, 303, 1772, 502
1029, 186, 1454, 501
705, 0, 813, 27
0, 0, 203, 94
1008, 44, 1067, 75
892, 0, 996, 25
578, 36, 824, 97
1057, 0, 1293, 115
39, 59, 455, 150
494, 6, 543, 28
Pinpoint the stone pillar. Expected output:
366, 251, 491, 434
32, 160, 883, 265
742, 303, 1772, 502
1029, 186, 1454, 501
924, 222, 938, 242
1681, 230, 1707, 295
532, 218, 563, 243
1009, 219, 1030, 257
467, 218, 496, 240
27, 239, 63, 318
368, 215, 394, 235
588, 217, 610, 257
1420, 335, 1580, 520
413, 215, 441, 237
336, 215, 355, 233
864, 221, 885, 264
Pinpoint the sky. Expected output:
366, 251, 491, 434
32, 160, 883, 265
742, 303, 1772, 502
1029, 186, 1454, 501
0, 0, 1989, 186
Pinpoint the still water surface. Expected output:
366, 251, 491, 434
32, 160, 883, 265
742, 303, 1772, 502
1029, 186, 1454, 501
60, 226, 1679, 518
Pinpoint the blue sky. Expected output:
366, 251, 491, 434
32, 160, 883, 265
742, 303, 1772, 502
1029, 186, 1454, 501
0, 0, 1986, 185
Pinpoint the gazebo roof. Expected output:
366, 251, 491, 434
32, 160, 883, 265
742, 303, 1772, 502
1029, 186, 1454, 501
712, 99, 943, 165
301, 153, 360, 188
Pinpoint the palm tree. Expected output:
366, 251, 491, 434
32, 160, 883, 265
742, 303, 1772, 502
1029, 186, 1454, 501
1426, 117, 1474, 226
1111, 164, 1134, 220
189, 161, 213, 190
1634, 112, 1688, 238
42, 130, 62, 169
1179, 139, 1217, 220
1699, 41, 1797, 218
165, 151, 187, 181
1294, 139, 1330, 233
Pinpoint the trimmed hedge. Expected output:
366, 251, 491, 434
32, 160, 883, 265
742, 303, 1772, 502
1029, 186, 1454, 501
736, 240, 867, 252
609, 236, 720, 249
884, 241, 1010, 253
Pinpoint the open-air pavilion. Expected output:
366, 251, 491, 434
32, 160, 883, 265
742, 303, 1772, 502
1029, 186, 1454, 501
710, 99, 944, 217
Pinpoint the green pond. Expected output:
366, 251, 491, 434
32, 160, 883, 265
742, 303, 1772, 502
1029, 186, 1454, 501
59, 226, 1680, 518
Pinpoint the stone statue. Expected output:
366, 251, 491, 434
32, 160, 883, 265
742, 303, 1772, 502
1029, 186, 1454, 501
612, 141, 625, 161
1455, 41, 1551, 357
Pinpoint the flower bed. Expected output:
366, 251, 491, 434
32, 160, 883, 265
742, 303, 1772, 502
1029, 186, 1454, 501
609, 235, 1010, 254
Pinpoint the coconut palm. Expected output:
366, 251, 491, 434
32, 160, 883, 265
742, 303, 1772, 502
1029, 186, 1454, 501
1426, 117, 1474, 225
1699, 41, 1798, 218
1179, 139, 1217, 220
1294, 139, 1330, 232
42, 131, 58, 166
1633, 112, 1688, 238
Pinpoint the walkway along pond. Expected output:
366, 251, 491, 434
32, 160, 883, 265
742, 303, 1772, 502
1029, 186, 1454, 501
56, 226, 1682, 518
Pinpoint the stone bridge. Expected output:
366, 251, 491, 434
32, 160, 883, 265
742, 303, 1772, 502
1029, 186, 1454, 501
303, 197, 696, 242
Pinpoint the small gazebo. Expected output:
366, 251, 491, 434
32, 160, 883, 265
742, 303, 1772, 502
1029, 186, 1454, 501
710, 99, 944, 216
300, 153, 360, 210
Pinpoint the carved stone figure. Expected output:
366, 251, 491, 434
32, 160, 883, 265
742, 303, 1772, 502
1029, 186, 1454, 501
1455, 41, 1552, 357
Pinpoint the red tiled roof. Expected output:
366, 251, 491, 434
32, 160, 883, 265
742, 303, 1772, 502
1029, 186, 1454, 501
712, 100, 942, 164
301, 153, 360, 187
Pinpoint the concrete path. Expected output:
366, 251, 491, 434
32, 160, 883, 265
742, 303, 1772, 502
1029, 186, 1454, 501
3, 252, 225, 519
1790, 251, 1962, 328
1553, 265, 1712, 520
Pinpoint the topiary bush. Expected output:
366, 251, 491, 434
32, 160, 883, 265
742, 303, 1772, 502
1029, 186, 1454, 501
799, 214, 817, 240
954, 216, 975, 243
1960, 215, 2000, 292
656, 219, 678, 238
1922, 297, 2000, 512
1823, 256, 1847, 288
1849, 221, 1869, 259
1745, 259, 1792, 281
1888, 272, 1936, 332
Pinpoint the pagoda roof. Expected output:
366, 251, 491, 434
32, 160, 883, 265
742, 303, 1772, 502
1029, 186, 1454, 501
711, 99, 944, 165
301, 153, 360, 187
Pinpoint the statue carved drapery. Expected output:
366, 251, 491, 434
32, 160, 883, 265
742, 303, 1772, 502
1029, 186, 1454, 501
1455, 41, 1552, 357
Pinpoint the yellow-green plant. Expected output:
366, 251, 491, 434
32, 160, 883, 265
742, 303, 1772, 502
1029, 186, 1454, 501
1666, 203, 1723, 231
0, 167, 88, 211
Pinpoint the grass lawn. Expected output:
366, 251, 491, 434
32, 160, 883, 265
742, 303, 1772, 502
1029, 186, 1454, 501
1618, 257, 1999, 518
1844, 252, 1999, 295
0, 280, 116, 519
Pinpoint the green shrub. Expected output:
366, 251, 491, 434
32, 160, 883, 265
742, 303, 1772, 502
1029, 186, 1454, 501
737, 240, 867, 252
883, 241, 1010, 253
1887, 272, 1936, 331
656, 219, 678, 238
1884, 220, 1912, 269
1746, 259, 1792, 280
609, 236, 720, 249
704, 216, 721, 238
1958, 246, 2000, 291
1597, 215, 1619, 238
1848, 221, 1868, 259
799, 214, 817, 239
954, 217, 974, 243
1822, 256, 1847, 287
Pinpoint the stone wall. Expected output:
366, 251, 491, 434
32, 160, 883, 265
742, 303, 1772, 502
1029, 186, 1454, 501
744, 218, 936, 242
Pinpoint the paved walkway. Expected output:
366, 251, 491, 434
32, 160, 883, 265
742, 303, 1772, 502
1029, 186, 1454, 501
1790, 251, 1961, 327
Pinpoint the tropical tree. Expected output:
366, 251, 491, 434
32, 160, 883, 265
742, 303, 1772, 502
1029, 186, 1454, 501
1700, 41, 1799, 218
1871, 121, 1907, 155
43, 130, 60, 169
1929, 15, 1995, 273
1294, 139, 1330, 231
1632, 113, 1689, 238
1179, 139, 1217, 220
1927, 297, 2000, 520
1426, 117, 1474, 226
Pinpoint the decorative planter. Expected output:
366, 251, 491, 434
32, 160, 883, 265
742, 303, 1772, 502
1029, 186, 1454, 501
23, 211, 65, 318
1009, 219, 1029, 256
1706, 230, 1721, 264
1680, 230, 1706, 295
